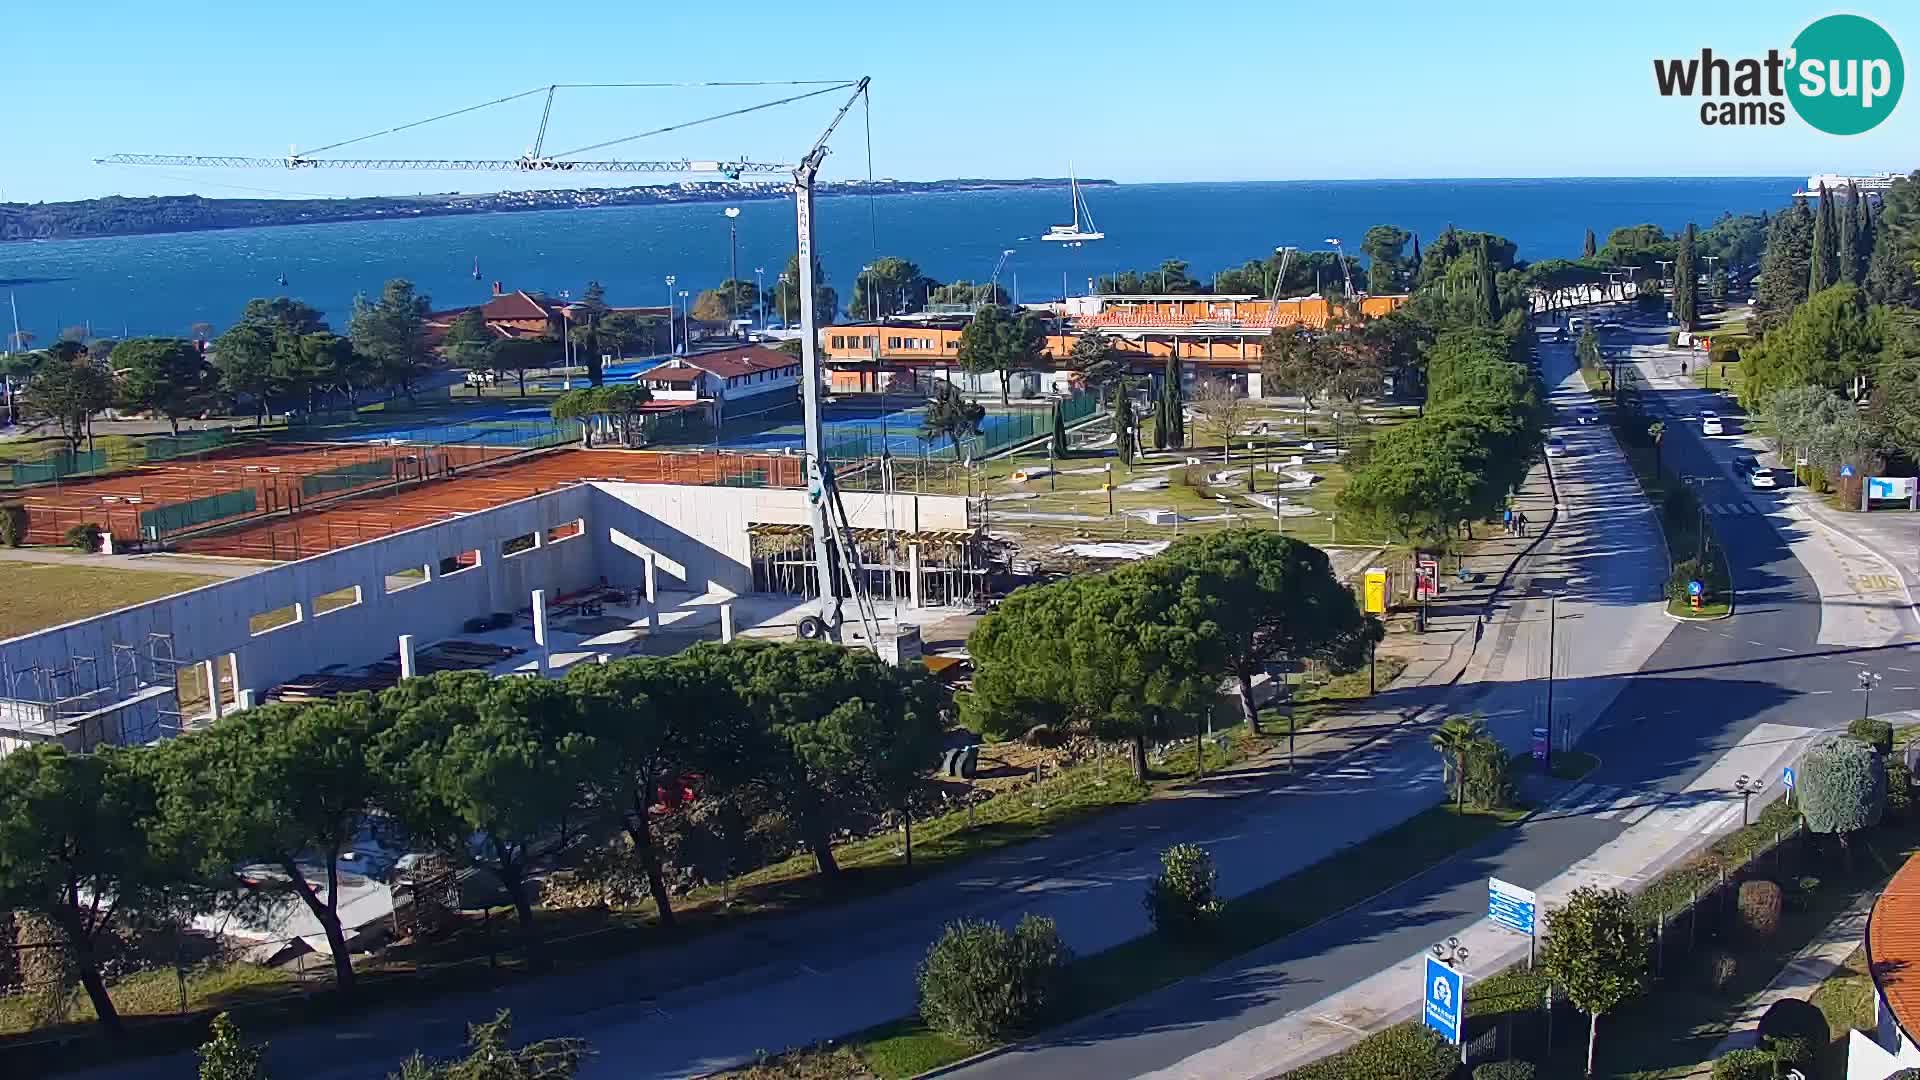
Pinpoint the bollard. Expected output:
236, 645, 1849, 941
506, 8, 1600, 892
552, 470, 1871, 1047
720, 601, 735, 643
398, 633, 417, 679
531, 589, 551, 673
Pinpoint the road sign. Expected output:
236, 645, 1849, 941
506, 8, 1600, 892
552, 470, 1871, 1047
1841, 464, 1856, 479
1489, 877, 1537, 936
1531, 726, 1549, 762
1687, 579, 1703, 598
1423, 955, 1464, 1045
1783, 766, 1796, 790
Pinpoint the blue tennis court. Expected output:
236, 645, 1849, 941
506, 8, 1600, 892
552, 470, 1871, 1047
718, 405, 1055, 460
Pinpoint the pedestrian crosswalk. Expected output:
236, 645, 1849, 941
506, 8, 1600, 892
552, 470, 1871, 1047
1545, 782, 1746, 836
1702, 501, 1765, 517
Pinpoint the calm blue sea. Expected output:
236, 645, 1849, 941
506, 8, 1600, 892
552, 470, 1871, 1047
0, 177, 1797, 342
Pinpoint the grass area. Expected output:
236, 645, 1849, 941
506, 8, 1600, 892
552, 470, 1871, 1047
1668, 597, 1733, 619
0, 961, 290, 1037
798, 802, 1525, 1080
1808, 946, 1874, 1077
1549, 750, 1599, 781
0, 562, 225, 638
1262, 655, 1412, 732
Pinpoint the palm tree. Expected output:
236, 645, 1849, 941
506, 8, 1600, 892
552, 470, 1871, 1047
1430, 715, 1488, 810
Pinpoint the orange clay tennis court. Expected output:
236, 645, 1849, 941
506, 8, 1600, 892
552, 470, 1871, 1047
19, 441, 524, 545
175, 448, 806, 560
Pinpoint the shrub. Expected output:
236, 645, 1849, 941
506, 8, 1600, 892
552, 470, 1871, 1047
1698, 948, 1738, 990
1756, 997, 1829, 1060
1667, 557, 1727, 605
1787, 876, 1823, 912
1763, 1033, 1813, 1071
1473, 1063, 1536, 1080
0, 504, 24, 547
1146, 843, 1223, 937
1736, 880, 1782, 939
64, 522, 101, 552
1891, 759, 1914, 822
1667, 330, 1681, 348
1711, 1048, 1773, 1080
1281, 1023, 1458, 1080
916, 915, 1070, 1043
1849, 717, 1895, 755
197, 1012, 269, 1080
1464, 738, 1517, 810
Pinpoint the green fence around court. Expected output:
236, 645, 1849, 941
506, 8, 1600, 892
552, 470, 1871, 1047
300, 459, 395, 499
822, 391, 1101, 463
144, 430, 230, 462
5, 449, 108, 484
139, 489, 257, 537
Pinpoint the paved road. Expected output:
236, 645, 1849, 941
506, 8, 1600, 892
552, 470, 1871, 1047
945, 314, 1903, 1080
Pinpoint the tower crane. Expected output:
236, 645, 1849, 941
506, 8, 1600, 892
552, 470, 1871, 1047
100, 77, 888, 655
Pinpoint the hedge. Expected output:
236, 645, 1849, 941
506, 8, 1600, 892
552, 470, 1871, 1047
1276, 1023, 1458, 1080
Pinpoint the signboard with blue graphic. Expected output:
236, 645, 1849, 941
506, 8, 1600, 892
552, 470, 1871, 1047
1489, 877, 1537, 937
1423, 955, 1463, 1045
1687, 579, 1703, 597
1840, 464, 1855, 479
1783, 766, 1796, 790
1869, 476, 1917, 501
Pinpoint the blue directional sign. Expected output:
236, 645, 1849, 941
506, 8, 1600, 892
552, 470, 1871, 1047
1489, 877, 1537, 937
1687, 579, 1703, 598
1423, 955, 1464, 1045
1841, 464, 1856, 479
1783, 766, 1796, 790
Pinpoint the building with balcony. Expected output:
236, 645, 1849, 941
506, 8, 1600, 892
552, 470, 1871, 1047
634, 345, 803, 426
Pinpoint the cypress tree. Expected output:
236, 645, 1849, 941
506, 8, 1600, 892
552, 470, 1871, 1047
1151, 382, 1168, 449
1050, 402, 1067, 458
1582, 228, 1597, 259
1410, 233, 1422, 279
1161, 352, 1184, 447
1810, 183, 1836, 295
1837, 184, 1861, 286
1476, 239, 1499, 324
1116, 394, 1135, 464
1673, 222, 1698, 329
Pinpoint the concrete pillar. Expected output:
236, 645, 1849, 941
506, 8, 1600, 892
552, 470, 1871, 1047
235, 689, 256, 711
398, 634, 417, 679
719, 601, 736, 643
641, 602, 656, 632
642, 552, 658, 604
202, 659, 223, 722
224, 652, 243, 710
909, 544, 924, 609
531, 589, 550, 672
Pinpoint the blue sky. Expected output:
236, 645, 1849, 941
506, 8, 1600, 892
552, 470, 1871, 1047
3, 1, 1915, 203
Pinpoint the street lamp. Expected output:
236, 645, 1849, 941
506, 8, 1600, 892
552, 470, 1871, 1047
678, 291, 690, 354
1733, 773, 1763, 825
1431, 937, 1471, 1066
724, 207, 741, 336
754, 265, 766, 332
665, 275, 677, 354
1861, 669, 1884, 721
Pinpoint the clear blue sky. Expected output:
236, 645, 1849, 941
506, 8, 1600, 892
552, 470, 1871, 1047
4, 1, 1915, 203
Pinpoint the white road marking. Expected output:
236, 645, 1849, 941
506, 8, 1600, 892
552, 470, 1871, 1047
1808, 690, 1835, 695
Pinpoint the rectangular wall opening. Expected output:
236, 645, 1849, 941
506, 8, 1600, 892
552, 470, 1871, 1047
546, 519, 584, 544
438, 549, 481, 578
502, 531, 538, 558
385, 565, 429, 594
313, 584, 363, 615
249, 602, 303, 636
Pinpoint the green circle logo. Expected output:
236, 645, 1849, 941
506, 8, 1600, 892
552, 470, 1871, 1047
1788, 14, 1903, 135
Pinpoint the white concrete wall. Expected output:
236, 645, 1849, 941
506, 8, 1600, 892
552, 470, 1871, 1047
1853, 991, 1920, 1080
589, 482, 971, 596
1, 486, 596, 745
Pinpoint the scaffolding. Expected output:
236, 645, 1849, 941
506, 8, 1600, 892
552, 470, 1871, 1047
748, 524, 985, 608
0, 633, 184, 754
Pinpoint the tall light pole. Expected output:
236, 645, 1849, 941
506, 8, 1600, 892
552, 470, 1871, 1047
754, 265, 766, 332
1861, 669, 1883, 721
678, 290, 691, 354
988, 249, 1015, 308
664, 275, 677, 355
1324, 237, 1356, 299
724, 206, 741, 336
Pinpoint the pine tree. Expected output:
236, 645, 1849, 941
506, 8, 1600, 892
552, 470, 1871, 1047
1755, 198, 1814, 328
1810, 184, 1836, 295
1673, 222, 1698, 329
1582, 228, 1597, 259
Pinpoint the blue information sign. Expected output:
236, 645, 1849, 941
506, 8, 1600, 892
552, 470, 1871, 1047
1783, 766, 1796, 790
1687, 579, 1703, 597
1423, 955, 1464, 1045
1488, 877, 1537, 937
1841, 464, 1856, 478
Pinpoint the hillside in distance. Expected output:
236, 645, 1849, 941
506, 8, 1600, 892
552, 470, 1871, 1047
0, 177, 1116, 243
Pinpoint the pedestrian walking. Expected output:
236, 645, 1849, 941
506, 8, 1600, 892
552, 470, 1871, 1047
1503, 507, 1514, 535
1515, 512, 1528, 536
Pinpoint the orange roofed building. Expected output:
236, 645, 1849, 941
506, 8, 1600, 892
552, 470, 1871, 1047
424, 282, 673, 352
1857, 850, 1920, 1075
816, 292, 1407, 398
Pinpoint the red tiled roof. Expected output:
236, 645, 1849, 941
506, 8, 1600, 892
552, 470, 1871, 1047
645, 367, 705, 384
1873, 853, 1920, 1045
481, 291, 558, 322
670, 346, 798, 380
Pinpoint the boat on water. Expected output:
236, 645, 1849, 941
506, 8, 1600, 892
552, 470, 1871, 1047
472, 257, 482, 280
1042, 169, 1104, 243
1796, 172, 1905, 196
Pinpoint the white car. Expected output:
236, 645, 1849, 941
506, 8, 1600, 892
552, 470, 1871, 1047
1738, 456, 1776, 489
1545, 436, 1567, 457
1700, 410, 1724, 436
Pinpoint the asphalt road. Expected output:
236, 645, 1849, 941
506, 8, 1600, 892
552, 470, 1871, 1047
947, 314, 1886, 1080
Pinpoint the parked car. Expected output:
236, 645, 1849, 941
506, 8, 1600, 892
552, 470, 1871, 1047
1737, 455, 1776, 489
1700, 410, 1724, 436
1545, 436, 1568, 457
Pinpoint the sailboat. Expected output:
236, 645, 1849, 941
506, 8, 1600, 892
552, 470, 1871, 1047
472, 257, 482, 281
1042, 169, 1104, 243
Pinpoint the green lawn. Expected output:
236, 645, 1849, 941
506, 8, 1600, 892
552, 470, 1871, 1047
1809, 946, 1874, 1077
777, 802, 1524, 1080
0, 562, 225, 639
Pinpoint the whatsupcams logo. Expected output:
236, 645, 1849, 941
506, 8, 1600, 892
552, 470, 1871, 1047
1653, 13, 1903, 133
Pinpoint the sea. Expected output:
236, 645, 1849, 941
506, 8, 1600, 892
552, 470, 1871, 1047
0, 176, 1798, 343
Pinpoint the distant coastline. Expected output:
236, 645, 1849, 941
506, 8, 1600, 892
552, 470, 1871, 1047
0, 177, 1117, 244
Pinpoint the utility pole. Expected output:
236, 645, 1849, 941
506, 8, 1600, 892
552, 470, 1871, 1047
1545, 594, 1558, 769
725, 206, 741, 335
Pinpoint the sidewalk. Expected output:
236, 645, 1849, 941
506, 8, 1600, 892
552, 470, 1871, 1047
1699, 887, 1876, 1068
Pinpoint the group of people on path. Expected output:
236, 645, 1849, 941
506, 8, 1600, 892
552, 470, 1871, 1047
1502, 507, 1531, 537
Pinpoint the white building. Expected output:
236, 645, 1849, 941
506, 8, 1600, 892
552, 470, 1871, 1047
635, 345, 804, 426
